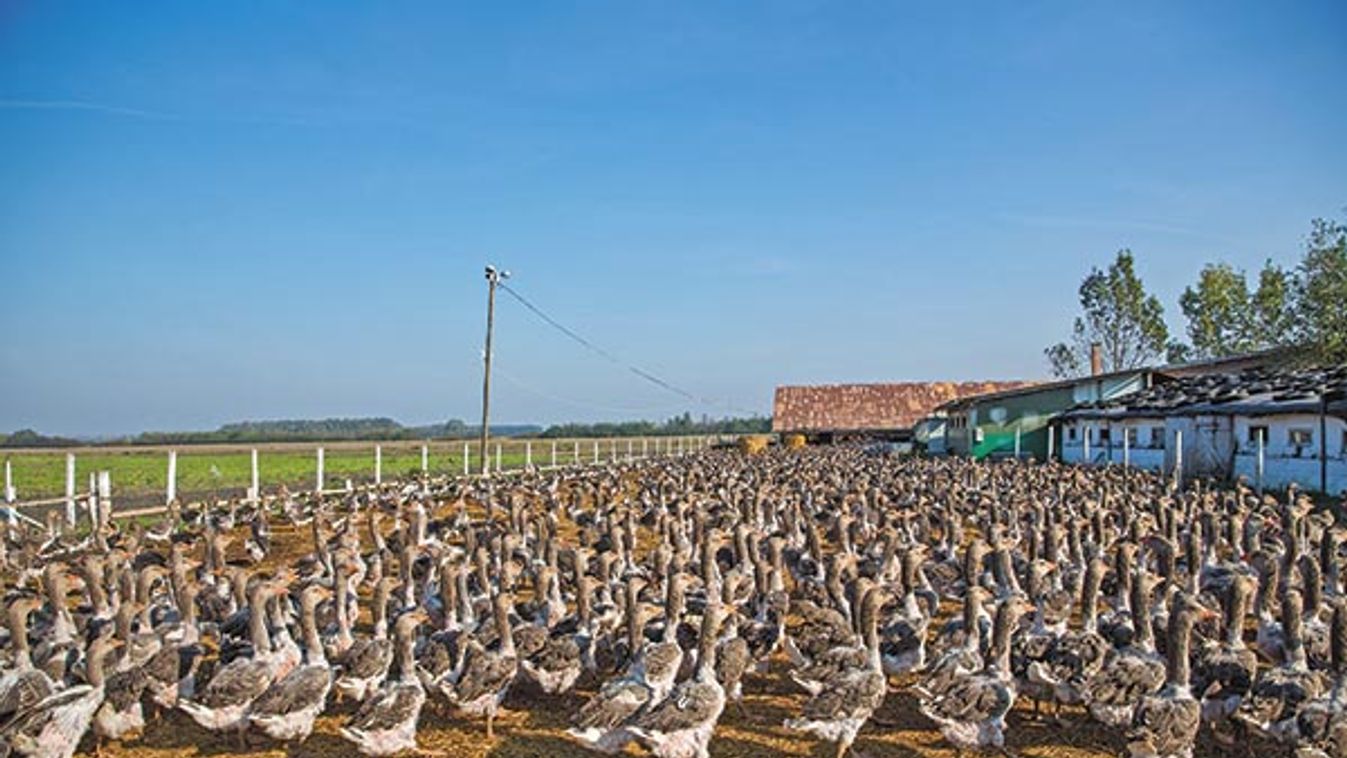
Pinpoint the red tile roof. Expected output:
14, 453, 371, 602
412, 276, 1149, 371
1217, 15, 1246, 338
772, 381, 1038, 433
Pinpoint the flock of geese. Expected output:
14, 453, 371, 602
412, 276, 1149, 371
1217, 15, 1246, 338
1, 446, 1346, 758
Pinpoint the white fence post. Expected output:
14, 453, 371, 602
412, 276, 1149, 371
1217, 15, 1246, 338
316, 447, 325, 492
88, 472, 97, 525
250, 448, 260, 502
65, 453, 76, 526
97, 471, 111, 524
610, 439, 617, 462
463, 443, 470, 476
643, 438, 649, 457
4, 458, 13, 504
1256, 431, 1265, 494
166, 450, 177, 505
375, 444, 383, 485
551, 441, 557, 468
573, 441, 580, 465
592, 441, 599, 464
1174, 429, 1184, 485
526, 442, 533, 468
1083, 425, 1091, 464
1014, 428, 1021, 460
495, 443, 502, 472
1123, 431, 1130, 469
1047, 425, 1055, 461
421, 444, 429, 474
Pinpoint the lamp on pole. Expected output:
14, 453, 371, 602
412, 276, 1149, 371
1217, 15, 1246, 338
480, 265, 509, 476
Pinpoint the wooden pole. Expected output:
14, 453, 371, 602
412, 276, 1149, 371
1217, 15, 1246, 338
316, 447, 325, 492
479, 267, 503, 476
166, 450, 177, 505
65, 453, 76, 526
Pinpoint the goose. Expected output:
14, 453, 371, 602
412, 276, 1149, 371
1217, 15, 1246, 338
335, 575, 399, 702
625, 602, 729, 758
1, 634, 121, 758
0, 596, 55, 726
178, 576, 288, 736
1125, 592, 1216, 758
439, 591, 519, 739
340, 608, 430, 756
1235, 587, 1328, 741
1193, 573, 1258, 734
785, 585, 888, 758
248, 583, 334, 744
1085, 569, 1167, 727
1031, 555, 1110, 716
919, 595, 1033, 753
1293, 597, 1347, 757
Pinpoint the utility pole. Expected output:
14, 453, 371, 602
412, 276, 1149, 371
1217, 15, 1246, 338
479, 265, 508, 476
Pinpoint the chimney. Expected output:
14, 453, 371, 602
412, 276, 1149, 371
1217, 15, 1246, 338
1089, 342, 1103, 376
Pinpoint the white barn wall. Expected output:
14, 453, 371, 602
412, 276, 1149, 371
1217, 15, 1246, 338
1232, 413, 1347, 494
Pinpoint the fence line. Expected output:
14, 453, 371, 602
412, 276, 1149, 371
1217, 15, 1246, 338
2, 435, 732, 525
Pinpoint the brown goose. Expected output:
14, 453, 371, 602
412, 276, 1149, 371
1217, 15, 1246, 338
2, 634, 121, 758
248, 584, 333, 744
1085, 569, 1167, 727
0, 596, 55, 726
919, 595, 1032, 753
1235, 587, 1328, 741
1125, 592, 1215, 758
335, 575, 399, 702
1193, 573, 1258, 733
625, 602, 729, 758
340, 608, 429, 756
785, 586, 888, 758
440, 591, 519, 739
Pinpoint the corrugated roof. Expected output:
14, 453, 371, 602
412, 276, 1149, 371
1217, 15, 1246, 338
1060, 365, 1347, 420
772, 381, 1036, 433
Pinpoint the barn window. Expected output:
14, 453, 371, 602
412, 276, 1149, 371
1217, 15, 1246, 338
1068, 426, 1077, 441
1098, 427, 1111, 443
1248, 425, 1268, 450
1151, 427, 1165, 448
1126, 427, 1139, 446
1289, 428, 1314, 454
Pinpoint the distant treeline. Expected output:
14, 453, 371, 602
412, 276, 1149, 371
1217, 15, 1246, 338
537, 413, 771, 439
1, 418, 542, 447
1, 413, 769, 447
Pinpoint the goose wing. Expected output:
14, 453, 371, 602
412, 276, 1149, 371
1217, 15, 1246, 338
801, 667, 886, 722
251, 665, 331, 717
631, 680, 723, 733
195, 658, 273, 708
348, 682, 424, 732
452, 649, 516, 703
573, 677, 651, 731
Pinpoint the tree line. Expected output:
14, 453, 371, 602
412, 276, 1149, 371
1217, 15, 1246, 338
537, 412, 771, 438
1045, 215, 1347, 377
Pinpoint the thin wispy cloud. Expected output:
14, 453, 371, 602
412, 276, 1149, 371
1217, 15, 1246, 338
0, 98, 179, 120
996, 211, 1237, 245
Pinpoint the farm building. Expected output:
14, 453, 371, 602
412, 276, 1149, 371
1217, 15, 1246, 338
1058, 365, 1347, 494
771, 381, 1033, 442
936, 367, 1154, 460
934, 348, 1297, 462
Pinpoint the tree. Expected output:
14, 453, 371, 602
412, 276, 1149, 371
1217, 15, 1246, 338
1293, 217, 1347, 363
1179, 263, 1253, 360
1045, 250, 1170, 377
1250, 260, 1296, 349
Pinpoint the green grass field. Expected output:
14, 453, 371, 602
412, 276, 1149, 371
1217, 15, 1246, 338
2, 437, 685, 503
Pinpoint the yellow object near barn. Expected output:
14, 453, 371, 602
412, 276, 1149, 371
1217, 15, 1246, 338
784, 434, 806, 449
740, 435, 770, 454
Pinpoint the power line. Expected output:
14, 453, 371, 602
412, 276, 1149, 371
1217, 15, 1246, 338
496, 280, 757, 415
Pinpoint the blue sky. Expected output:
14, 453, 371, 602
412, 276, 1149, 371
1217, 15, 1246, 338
1, 2, 1344, 436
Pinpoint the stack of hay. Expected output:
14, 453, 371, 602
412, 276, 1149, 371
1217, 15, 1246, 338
739, 435, 770, 455
784, 434, 806, 450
